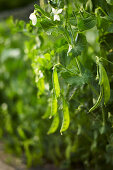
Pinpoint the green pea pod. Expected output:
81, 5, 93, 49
50, 94, 57, 118
99, 63, 110, 104
101, 65, 110, 104
89, 87, 103, 112
60, 99, 70, 134
53, 68, 60, 98
47, 114, 59, 135
99, 63, 103, 86
37, 78, 45, 96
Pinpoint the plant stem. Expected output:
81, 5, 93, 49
101, 104, 105, 126
100, 57, 113, 65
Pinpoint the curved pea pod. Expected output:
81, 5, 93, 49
101, 65, 110, 104
53, 68, 60, 98
47, 114, 59, 135
99, 63, 110, 104
89, 87, 103, 112
60, 100, 70, 134
50, 94, 57, 118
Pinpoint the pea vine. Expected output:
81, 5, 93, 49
25, 0, 113, 135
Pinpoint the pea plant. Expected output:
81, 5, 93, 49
26, 0, 113, 135
2, 0, 113, 168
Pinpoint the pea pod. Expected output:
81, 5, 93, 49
60, 99, 70, 133
99, 63, 110, 104
99, 63, 103, 85
42, 106, 51, 119
50, 94, 57, 118
37, 78, 45, 96
101, 65, 110, 104
47, 114, 59, 134
53, 68, 60, 98
89, 87, 103, 112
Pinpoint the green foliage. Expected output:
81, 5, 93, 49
0, 18, 62, 167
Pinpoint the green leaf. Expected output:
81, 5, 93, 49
60, 99, 70, 133
61, 70, 92, 86
69, 17, 77, 26
63, 75, 85, 85
71, 33, 87, 57
77, 15, 97, 32
53, 68, 60, 98
58, 26, 71, 43
40, 19, 56, 30
66, 58, 79, 74
34, 4, 50, 17
47, 114, 59, 134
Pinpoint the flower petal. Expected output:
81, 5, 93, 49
32, 19, 37, 25
52, 8, 57, 14
29, 13, 35, 20
54, 15, 60, 21
29, 13, 37, 25
56, 9, 63, 14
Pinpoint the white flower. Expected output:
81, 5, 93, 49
39, 70, 43, 78
67, 44, 72, 56
52, 8, 63, 21
29, 12, 37, 25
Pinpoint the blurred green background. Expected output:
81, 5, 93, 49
0, 0, 36, 11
